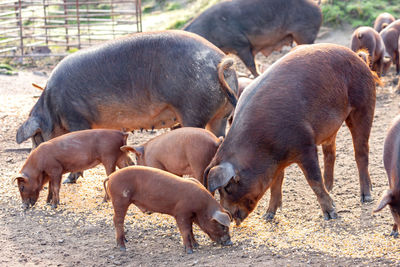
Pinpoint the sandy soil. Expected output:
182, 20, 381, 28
1, 27, 400, 266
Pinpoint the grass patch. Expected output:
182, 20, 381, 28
322, 0, 400, 28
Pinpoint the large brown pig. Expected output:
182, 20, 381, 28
13, 129, 133, 208
16, 30, 238, 183
374, 12, 395, 33
204, 43, 380, 225
103, 166, 232, 253
121, 127, 222, 184
380, 20, 400, 74
184, 0, 322, 77
374, 115, 400, 238
350, 26, 389, 76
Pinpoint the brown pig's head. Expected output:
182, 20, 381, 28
374, 189, 400, 227
13, 173, 42, 209
120, 145, 145, 165
198, 208, 232, 246
204, 162, 264, 226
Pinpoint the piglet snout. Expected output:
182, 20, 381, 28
21, 202, 29, 210
219, 235, 233, 246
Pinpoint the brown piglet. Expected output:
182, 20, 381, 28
121, 127, 222, 184
350, 26, 388, 76
13, 129, 133, 209
103, 166, 232, 253
374, 115, 400, 238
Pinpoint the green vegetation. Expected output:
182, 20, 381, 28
322, 0, 400, 28
0, 63, 17, 75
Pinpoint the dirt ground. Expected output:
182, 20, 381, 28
1, 27, 400, 266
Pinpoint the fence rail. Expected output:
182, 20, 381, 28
0, 0, 142, 62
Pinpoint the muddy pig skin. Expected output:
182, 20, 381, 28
374, 115, 400, 238
350, 26, 389, 77
380, 20, 400, 74
374, 12, 395, 33
184, 0, 322, 77
121, 127, 222, 184
204, 43, 380, 226
13, 129, 133, 209
16, 30, 238, 147
103, 166, 232, 253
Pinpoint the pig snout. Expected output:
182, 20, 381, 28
218, 234, 233, 246
21, 198, 37, 209
230, 208, 249, 226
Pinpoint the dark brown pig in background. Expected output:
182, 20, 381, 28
13, 129, 133, 208
350, 26, 389, 76
374, 115, 400, 238
204, 44, 379, 225
121, 127, 222, 184
16, 30, 238, 183
374, 12, 395, 33
103, 166, 232, 253
380, 20, 400, 75
184, 0, 322, 77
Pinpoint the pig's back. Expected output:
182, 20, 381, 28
108, 166, 213, 214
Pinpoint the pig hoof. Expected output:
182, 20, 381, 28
222, 239, 233, 246
390, 231, 399, 238
119, 246, 126, 252
361, 194, 373, 203
186, 248, 193, 254
51, 204, 58, 209
323, 210, 337, 220
263, 212, 275, 221
63, 177, 77, 184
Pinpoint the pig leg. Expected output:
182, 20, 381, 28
190, 228, 199, 249
265, 170, 284, 221
50, 174, 62, 208
206, 116, 228, 138
322, 134, 337, 192
46, 181, 53, 204
237, 47, 259, 77
63, 171, 83, 184
175, 215, 195, 254
298, 146, 337, 220
391, 224, 399, 238
345, 110, 373, 203
113, 202, 129, 251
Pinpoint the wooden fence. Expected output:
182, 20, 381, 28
0, 0, 142, 61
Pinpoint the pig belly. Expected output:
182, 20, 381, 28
65, 159, 101, 173
92, 104, 181, 131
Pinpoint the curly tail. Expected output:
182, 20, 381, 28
217, 57, 238, 107
356, 49, 383, 86
103, 177, 110, 202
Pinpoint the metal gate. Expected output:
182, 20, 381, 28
0, 0, 142, 61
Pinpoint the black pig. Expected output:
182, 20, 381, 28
184, 0, 322, 77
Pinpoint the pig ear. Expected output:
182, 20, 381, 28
16, 116, 41, 144
374, 189, 393, 212
12, 173, 29, 184
206, 162, 237, 193
120, 145, 143, 157
212, 210, 232, 227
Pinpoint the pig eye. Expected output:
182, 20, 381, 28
224, 183, 233, 194
20, 185, 25, 192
